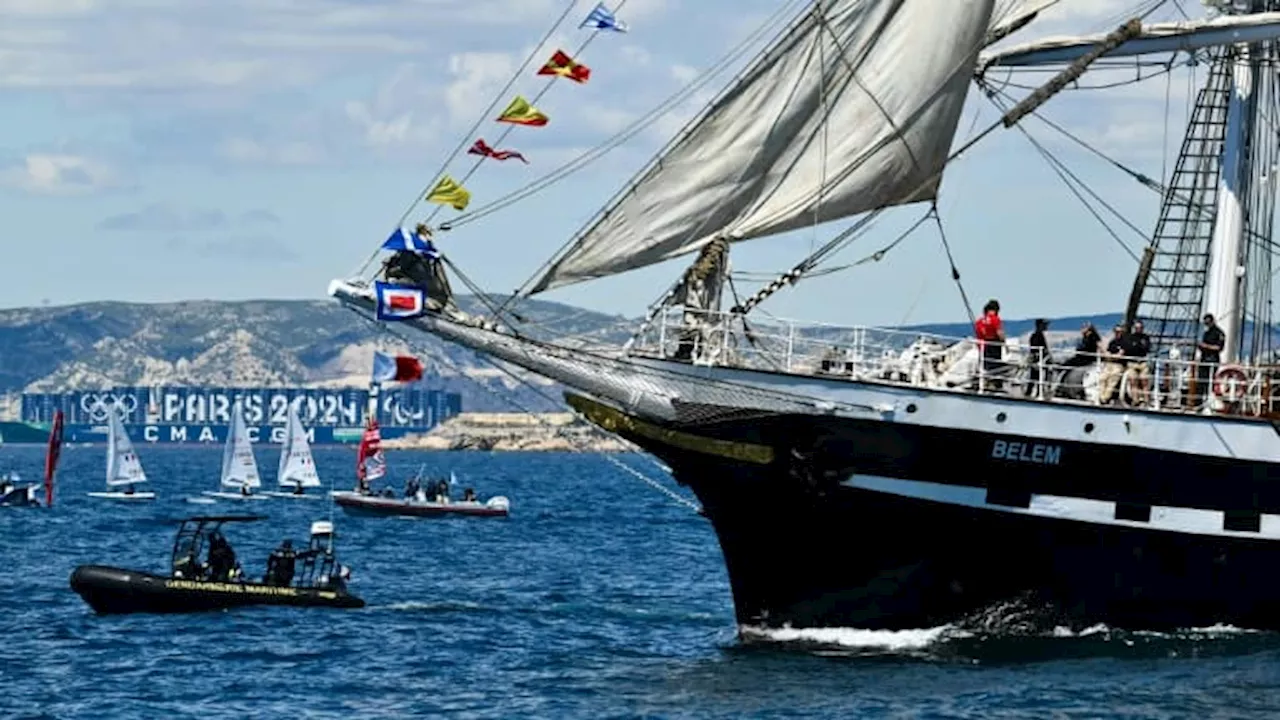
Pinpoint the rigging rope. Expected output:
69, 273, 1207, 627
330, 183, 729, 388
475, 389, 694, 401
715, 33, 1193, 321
350, 0, 580, 279
421, 0, 636, 229
357, 312, 702, 514
930, 205, 976, 326
981, 84, 1143, 262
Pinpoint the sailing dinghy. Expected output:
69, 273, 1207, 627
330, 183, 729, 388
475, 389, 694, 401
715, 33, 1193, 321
200, 400, 268, 501
264, 405, 323, 499
88, 408, 155, 501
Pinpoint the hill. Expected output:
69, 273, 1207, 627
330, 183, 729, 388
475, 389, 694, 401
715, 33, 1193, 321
0, 297, 1138, 413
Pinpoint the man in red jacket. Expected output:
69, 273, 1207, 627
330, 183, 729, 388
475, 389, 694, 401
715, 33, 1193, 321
974, 299, 1006, 390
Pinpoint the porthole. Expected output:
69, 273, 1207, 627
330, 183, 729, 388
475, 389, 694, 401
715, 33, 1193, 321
1084, 422, 1095, 433
906, 403, 918, 413
995, 412, 1007, 423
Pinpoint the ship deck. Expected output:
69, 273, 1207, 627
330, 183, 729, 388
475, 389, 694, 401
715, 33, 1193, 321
625, 308, 1280, 420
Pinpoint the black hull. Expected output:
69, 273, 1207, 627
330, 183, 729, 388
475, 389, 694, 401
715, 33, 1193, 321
566, 394, 1280, 632
69, 565, 365, 615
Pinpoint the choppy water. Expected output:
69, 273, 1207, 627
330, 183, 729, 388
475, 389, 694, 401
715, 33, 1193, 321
4, 446, 1280, 718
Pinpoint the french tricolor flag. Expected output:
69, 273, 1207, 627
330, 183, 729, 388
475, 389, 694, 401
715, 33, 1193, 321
375, 281, 426, 321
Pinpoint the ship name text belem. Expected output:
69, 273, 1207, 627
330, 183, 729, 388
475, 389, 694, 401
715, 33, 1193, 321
991, 439, 1061, 466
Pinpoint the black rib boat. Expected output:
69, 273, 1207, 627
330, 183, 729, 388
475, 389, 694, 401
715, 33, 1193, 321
70, 515, 365, 614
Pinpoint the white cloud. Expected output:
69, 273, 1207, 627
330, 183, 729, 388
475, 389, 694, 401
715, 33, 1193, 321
0, 153, 118, 194
445, 52, 519, 125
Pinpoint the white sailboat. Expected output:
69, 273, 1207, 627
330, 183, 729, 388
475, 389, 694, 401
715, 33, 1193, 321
200, 399, 268, 501
264, 404, 323, 500
88, 407, 156, 501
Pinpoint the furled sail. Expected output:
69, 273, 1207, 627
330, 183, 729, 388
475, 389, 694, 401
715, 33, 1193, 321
528, 0, 998, 295
981, 11, 1280, 67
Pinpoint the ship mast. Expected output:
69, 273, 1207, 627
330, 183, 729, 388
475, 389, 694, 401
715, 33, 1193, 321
1201, 0, 1268, 364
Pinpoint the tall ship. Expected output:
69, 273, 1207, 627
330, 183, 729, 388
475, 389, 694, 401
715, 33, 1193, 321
5, 386, 460, 445
331, 0, 1280, 632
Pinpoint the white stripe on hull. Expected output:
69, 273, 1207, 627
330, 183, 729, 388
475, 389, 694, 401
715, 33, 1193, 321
843, 474, 1280, 540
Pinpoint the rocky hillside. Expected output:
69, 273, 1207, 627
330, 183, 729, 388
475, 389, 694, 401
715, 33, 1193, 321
0, 297, 633, 413
0, 295, 1157, 414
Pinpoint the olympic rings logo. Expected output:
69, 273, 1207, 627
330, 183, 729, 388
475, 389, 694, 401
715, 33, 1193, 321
80, 392, 139, 421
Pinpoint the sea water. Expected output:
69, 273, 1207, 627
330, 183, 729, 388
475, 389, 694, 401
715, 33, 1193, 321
3, 446, 1280, 718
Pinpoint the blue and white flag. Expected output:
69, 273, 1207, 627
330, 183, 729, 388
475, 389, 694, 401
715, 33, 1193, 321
375, 281, 427, 321
580, 2, 627, 32
381, 227, 440, 258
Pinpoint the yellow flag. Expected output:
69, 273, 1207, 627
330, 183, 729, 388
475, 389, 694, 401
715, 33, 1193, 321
496, 95, 549, 127
425, 175, 471, 211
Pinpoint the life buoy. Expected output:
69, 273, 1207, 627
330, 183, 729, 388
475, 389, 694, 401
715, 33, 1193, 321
1212, 365, 1249, 403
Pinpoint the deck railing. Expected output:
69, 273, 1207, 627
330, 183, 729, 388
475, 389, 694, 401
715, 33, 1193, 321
627, 308, 1280, 417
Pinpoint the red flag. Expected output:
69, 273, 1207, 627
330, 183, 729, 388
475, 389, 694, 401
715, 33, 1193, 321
393, 356, 424, 382
468, 138, 528, 164
538, 50, 590, 83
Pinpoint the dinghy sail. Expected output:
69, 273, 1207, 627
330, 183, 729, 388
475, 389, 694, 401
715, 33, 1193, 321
89, 408, 155, 501
202, 400, 266, 501
267, 405, 322, 499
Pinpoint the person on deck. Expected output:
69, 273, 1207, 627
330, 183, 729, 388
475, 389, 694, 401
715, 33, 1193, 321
240, 485, 251, 497
1098, 324, 1128, 405
974, 299, 1006, 391
463, 487, 477, 502
125, 484, 135, 495
1193, 313, 1226, 409
1025, 318, 1050, 398
1121, 320, 1152, 405
292, 482, 304, 496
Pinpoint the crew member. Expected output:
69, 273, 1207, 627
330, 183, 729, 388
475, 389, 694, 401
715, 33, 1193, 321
292, 481, 304, 496
1025, 318, 1050, 398
1194, 313, 1226, 409
207, 533, 238, 582
1098, 324, 1128, 404
1121, 319, 1152, 405
463, 487, 477, 502
266, 539, 296, 587
974, 299, 1006, 391
240, 484, 251, 497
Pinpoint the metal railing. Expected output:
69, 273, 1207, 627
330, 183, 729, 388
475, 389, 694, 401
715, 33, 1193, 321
628, 308, 1280, 417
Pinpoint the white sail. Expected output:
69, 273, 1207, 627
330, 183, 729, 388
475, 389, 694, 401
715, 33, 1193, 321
528, 0, 997, 294
106, 409, 147, 486
981, 12, 1280, 67
277, 404, 321, 488
221, 400, 261, 489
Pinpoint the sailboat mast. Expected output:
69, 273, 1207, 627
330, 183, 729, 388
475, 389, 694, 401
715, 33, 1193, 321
1202, 0, 1269, 363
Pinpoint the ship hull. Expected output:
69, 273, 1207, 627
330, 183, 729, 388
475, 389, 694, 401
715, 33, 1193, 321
567, 393, 1280, 632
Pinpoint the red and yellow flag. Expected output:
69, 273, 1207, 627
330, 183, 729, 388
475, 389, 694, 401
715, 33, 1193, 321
497, 95, 549, 127
537, 50, 590, 84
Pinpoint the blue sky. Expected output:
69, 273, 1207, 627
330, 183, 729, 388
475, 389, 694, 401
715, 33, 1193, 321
0, 0, 1209, 326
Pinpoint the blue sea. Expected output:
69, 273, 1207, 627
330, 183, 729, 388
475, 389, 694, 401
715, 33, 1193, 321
4, 446, 1280, 718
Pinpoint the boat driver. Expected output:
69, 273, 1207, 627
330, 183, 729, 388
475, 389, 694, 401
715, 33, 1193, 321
207, 532, 238, 582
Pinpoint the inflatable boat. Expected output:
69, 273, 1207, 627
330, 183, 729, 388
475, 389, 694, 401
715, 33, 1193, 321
70, 515, 365, 614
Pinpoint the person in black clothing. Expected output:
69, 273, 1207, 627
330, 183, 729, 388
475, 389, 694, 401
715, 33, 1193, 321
266, 539, 296, 587
207, 533, 237, 582
1063, 323, 1101, 367
1194, 313, 1226, 408
1025, 318, 1050, 397
1121, 319, 1152, 405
